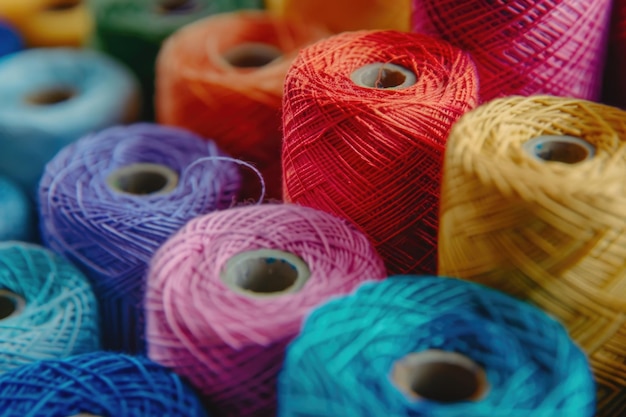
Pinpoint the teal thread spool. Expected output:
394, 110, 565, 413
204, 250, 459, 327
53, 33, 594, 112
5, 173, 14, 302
0, 242, 101, 373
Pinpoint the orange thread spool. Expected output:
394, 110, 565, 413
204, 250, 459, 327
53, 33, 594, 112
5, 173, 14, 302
156, 11, 326, 201
282, 31, 479, 275
265, 0, 411, 33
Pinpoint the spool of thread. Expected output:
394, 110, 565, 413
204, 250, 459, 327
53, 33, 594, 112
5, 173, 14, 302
157, 11, 326, 200
145, 203, 387, 416
0, 21, 22, 58
0, 242, 100, 374
0, 48, 139, 195
0, 0, 92, 47
0, 352, 208, 416
602, 0, 626, 108
266, 0, 411, 32
39, 123, 241, 353
90, 0, 263, 120
282, 30, 479, 275
438, 95, 626, 416
278, 276, 596, 416
0, 176, 34, 242
411, 0, 613, 102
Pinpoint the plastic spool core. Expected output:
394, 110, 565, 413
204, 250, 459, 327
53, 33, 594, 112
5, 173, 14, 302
106, 163, 179, 196
25, 88, 75, 105
0, 290, 26, 321
222, 43, 283, 68
221, 249, 311, 297
523, 135, 595, 164
45, 0, 81, 11
157, 0, 197, 13
391, 350, 489, 403
351, 63, 417, 90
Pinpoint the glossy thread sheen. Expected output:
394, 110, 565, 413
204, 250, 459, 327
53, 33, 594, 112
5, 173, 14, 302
282, 30, 479, 274
145, 203, 387, 417
279, 276, 596, 416
39, 123, 241, 353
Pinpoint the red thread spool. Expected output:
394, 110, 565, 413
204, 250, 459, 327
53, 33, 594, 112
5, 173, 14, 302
411, 0, 612, 102
156, 11, 326, 201
282, 30, 479, 275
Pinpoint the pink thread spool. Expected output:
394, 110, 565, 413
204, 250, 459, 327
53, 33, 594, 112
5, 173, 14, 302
145, 204, 387, 417
411, 0, 612, 101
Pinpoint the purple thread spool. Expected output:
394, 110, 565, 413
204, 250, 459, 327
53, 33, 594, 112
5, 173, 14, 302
38, 123, 241, 353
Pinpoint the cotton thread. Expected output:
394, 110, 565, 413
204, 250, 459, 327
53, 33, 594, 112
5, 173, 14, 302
0, 352, 208, 417
0, 48, 139, 194
0, 21, 21, 58
145, 203, 387, 417
0, 0, 93, 47
438, 95, 626, 416
0, 176, 34, 242
90, 0, 263, 119
0, 242, 100, 374
282, 30, 479, 275
39, 123, 241, 353
278, 276, 596, 417
411, 0, 613, 102
157, 11, 326, 200
265, 0, 411, 32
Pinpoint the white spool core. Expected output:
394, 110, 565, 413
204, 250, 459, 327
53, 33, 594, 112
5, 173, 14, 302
222, 43, 283, 68
523, 135, 595, 164
0, 289, 26, 321
106, 163, 179, 196
391, 350, 489, 403
220, 249, 311, 298
25, 87, 76, 105
351, 63, 417, 90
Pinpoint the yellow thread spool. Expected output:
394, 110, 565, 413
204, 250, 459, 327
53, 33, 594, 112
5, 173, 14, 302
0, 0, 92, 47
438, 95, 626, 416
264, 0, 411, 32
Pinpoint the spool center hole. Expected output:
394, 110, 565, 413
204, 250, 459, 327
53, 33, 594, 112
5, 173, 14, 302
223, 43, 282, 68
157, 0, 196, 13
533, 140, 591, 164
409, 361, 480, 403
26, 88, 75, 105
232, 257, 299, 294
45, 0, 81, 11
113, 171, 169, 195
0, 295, 17, 320
373, 68, 407, 89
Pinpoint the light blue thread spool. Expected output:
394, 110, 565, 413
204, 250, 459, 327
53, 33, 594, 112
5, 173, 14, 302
0, 47, 139, 195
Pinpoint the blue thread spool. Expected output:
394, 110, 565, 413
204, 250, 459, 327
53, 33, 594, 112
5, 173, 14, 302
0, 242, 100, 374
0, 47, 139, 195
0, 351, 209, 417
279, 276, 596, 416
0, 175, 33, 242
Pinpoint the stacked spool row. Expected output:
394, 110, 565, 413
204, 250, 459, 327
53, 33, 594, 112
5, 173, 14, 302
0, 1, 624, 416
